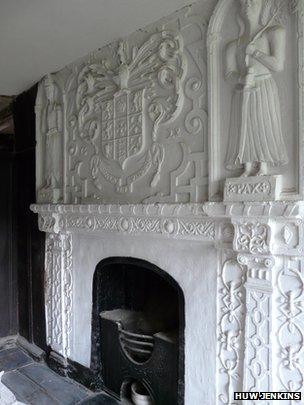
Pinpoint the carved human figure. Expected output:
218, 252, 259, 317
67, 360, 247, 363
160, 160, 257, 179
225, 0, 288, 177
43, 74, 63, 190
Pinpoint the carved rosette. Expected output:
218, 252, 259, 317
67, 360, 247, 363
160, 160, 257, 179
45, 233, 73, 358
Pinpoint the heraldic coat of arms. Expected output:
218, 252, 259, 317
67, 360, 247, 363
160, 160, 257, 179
68, 31, 184, 197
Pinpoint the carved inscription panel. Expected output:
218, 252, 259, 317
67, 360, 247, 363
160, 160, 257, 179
36, 5, 209, 204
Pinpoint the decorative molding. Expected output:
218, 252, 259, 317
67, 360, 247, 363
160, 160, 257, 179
276, 257, 304, 395
217, 251, 245, 404
45, 233, 73, 358
274, 219, 304, 256
233, 221, 271, 255
31, 201, 304, 252
238, 253, 274, 398
32, 204, 215, 241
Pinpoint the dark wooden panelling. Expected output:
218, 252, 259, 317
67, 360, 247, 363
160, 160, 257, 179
0, 146, 17, 337
13, 86, 47, 350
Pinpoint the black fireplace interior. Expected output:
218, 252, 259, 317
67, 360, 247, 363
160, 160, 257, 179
91, 257, 185, 404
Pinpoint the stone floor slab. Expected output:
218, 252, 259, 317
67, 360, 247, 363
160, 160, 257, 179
2, 370, 59, 404
0, 348, 33, 372
0, 346, 119, 405
20, 363, 89, 403
78, 393, 120, 404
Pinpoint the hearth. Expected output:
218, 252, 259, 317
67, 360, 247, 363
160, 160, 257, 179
90, 257, 185, 404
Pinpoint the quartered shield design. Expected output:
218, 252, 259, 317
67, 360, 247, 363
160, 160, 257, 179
101, 89, 144, 168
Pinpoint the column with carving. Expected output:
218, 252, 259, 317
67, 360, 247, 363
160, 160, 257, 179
233, 220, 274, 402
45, 232, 73, 359
276, 257, 304, 398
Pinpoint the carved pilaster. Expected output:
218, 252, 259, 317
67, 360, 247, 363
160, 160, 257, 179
217, 250, 245, 405
276, 257, 304, 397
45, 233, 73, 358
237, 254, 275, 402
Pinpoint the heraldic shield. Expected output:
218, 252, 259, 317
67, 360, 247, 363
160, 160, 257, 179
101, 89, 144, 169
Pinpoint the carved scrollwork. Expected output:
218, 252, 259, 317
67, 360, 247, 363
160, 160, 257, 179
65, 30, 185, 199
234, 222, 270, 255
217, 253, 245, 405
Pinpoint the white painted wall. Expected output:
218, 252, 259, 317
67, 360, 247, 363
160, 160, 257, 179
0, 0, 193, 95
71, 232, 218, 405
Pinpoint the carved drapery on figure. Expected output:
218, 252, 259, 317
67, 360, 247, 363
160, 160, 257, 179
225, 0, 288, 177
37, 74, 63, 203
208, 0, 304, 200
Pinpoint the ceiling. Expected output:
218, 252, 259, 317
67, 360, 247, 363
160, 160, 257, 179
0, 0, 192, 96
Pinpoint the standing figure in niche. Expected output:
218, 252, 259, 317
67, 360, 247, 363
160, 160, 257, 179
225, 0, 288, 177
43, 74, 63, 190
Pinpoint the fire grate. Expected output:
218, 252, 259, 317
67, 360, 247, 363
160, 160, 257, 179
118, 325, 154, 364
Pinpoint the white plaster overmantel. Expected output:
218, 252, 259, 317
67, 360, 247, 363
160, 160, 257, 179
31, 200, 304, 404
31, 0, 304, 403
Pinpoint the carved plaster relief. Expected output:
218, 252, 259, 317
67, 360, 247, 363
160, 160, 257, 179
36, 74, 64, 203
233, 220, 271, 255
45, 233, 73, 358
217, 250, 245, 405
238, 254, 274, 401
32, 199, 304, 403
275, 257, 304, 399
36, 7, 209, 204
208, 0, 304, 201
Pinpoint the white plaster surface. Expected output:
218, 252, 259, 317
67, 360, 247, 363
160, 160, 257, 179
30, 0, 304, 403
0, 0, 198, 95
71, 233, 217, 405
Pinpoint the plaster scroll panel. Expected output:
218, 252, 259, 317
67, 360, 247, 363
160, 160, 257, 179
208, 0, 304, 201
35, 5, 209, 205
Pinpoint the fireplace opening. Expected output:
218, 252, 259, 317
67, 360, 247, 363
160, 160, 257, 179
90, 257, 185, 404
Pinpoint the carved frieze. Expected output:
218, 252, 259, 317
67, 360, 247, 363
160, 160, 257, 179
31, 203, 216, 241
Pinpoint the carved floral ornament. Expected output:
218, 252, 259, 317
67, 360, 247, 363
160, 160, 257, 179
233, 221, 270, 254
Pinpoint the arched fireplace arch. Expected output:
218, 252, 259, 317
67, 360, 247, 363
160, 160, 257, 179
90, 257, 185, 404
